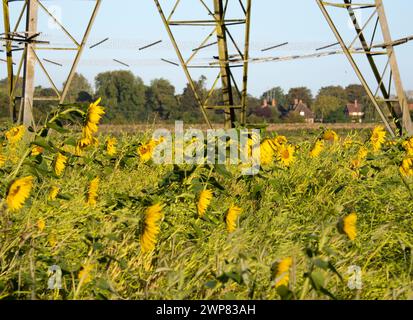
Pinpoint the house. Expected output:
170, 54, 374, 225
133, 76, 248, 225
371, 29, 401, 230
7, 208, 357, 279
345, 100, 364, 123
289, 99, 315, 124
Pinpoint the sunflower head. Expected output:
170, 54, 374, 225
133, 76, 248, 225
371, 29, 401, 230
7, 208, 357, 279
106, 137, 117, 156
341, 212, 357, 241
54, 153, 68, 176
323, 130, 339, 142
226, 205, 242, 233
260, 139, 276, 166
277, 144, 296, 167
400, 158, 413, 177
48, 186, 60, 201
87, 177, 100, 206
6, 176, 34, 211
138, 140, 157, 163
402, 137, 413, 156
141, 203, 164, 253
197, 189, 213, 217
370, 126, 386, 152
31, 146, 44, 157
275, 257, 292, 288
310, 140, 324, 158
5, 125, 25, 145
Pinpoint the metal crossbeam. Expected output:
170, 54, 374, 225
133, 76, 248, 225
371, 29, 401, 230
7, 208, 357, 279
153, 0, 251, 129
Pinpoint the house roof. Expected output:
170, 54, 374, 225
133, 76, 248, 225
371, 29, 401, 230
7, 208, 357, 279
346, 100, 363, 114
292, 101, 315, 118
409, 103, 413, 111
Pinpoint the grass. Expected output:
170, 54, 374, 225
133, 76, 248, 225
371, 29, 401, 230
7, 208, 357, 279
0, 114, 412, 300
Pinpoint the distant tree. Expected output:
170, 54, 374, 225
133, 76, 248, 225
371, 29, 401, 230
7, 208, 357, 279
145, 78, 176, 120
345, 84, 367, 102
0, 88, 8, 119
63, 73, 93, 103
95, 70, 146, 123
318, 86, 347, 101
262, 86, 286, 108
286, 87, 313, 107
175, 76, 207, 123
313, 95, 344, 121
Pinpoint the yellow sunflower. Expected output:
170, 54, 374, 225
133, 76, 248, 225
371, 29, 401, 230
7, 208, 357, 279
6, 176, 34, 211
87, 177, 99, 206
323, 129, 339, 142
260, 139, 276, 166
83, 98, 105, 139
31, 146, 44, 156
342, 213, 357, 241
402, 137, 413, 156
400, 158, 413, 177
138, 140, 157, 163
106, 137, 117, 156
141, 203, 164, 253
226, 205, 242, 233
78, 264, 95, 285
5, 125, 25, 144
48, 186, 60, 201
310, 140, 324, 158
0, 152, 5, 167
37, 218, 46, 232
370, 126, 386, 152
277, 144, 296, 167
275, 257, 293, 288
54, 153, 68, 176
197, 189, 213, 217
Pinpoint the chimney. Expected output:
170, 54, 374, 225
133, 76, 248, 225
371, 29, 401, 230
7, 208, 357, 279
272, 98, 276, 107
294, 98, 299, 105
299, 99, 303, 104
355, 99, 358, 109
263, 98, 268, 108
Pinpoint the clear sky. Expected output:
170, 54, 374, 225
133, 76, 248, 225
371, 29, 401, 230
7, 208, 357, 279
1, 0, 413, 97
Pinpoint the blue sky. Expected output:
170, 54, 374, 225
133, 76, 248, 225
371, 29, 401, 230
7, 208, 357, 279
2, 0, 413, 97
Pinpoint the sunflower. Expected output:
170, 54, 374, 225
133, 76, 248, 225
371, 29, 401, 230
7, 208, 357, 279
31, 146, 44, 156
83, 98, 105, 139
53, 153, 68, 176
370, 126, 386, 152
277, 144, 296, 167
342, 213, 357, 241
0, 152, 5, 167
78, 264, 94, 285
260, 139, 278, 165
48, 186, 60, 201
275, 257, 292, 288
402, 137, 413, 156
87, 177, 99, 206
37, 218, 46, 232
5, 125, 25, 144
323, 130, 339, 142
106, 137, 117, 156
310, 140, 324, 158
141, 203, 164, 253
197, 189, 213, 217
273, 135, 288, 146
226, 205, 242, 233
351, 146, 369, 170
138, 140, 157, 163
6, 176, 34, 211
400, 158, 413, 177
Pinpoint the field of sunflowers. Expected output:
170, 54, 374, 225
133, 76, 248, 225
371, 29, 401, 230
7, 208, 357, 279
0, 99, 412, 300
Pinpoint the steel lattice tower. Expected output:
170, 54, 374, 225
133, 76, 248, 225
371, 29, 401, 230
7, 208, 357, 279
316, 0, 413, 136
1, 0, 101, 127
153, 0, 251, 129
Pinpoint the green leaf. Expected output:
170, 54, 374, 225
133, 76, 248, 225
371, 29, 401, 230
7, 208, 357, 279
205, 280, 217, 289
47, 121, 69, 134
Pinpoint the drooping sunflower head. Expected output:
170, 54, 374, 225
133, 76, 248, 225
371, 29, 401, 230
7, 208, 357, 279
31, 146, 44, 157
6, 176, 34, 211
84, 98, 105, 136
78, 264, 95, 285
5, 125, 25, 145
48, 186, 60, 201
54, 152, 68, 176
275, 257, 293, 288
273, 135, 288, 146
106, 137, 117, 156
370, 126, 386, 152
400, 158, 413, 177
197, 189, 213, 217
138, 140, 157, 163
342, 212, 357, 241
310, 139, 324, 158
141, 203, 164, 253
323, 129, 339, 142
87, 177, 100, 206
260, 139, 277, 166
277, 144, 296, 167
226, 205, 242, 233
402, 136, 413, 156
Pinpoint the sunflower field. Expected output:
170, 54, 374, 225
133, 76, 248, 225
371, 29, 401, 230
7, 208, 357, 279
0, 99, 413, 300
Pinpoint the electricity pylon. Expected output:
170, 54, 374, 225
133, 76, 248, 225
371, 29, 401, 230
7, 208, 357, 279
153, 0, 251, 129
1, 0, 101, 127
316, 0, 413, 137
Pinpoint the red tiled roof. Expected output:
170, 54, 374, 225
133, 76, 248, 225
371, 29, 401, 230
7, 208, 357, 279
346, 100, 363, 114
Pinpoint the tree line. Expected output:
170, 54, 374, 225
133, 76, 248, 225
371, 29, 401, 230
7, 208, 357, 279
1, 71, 410, 124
